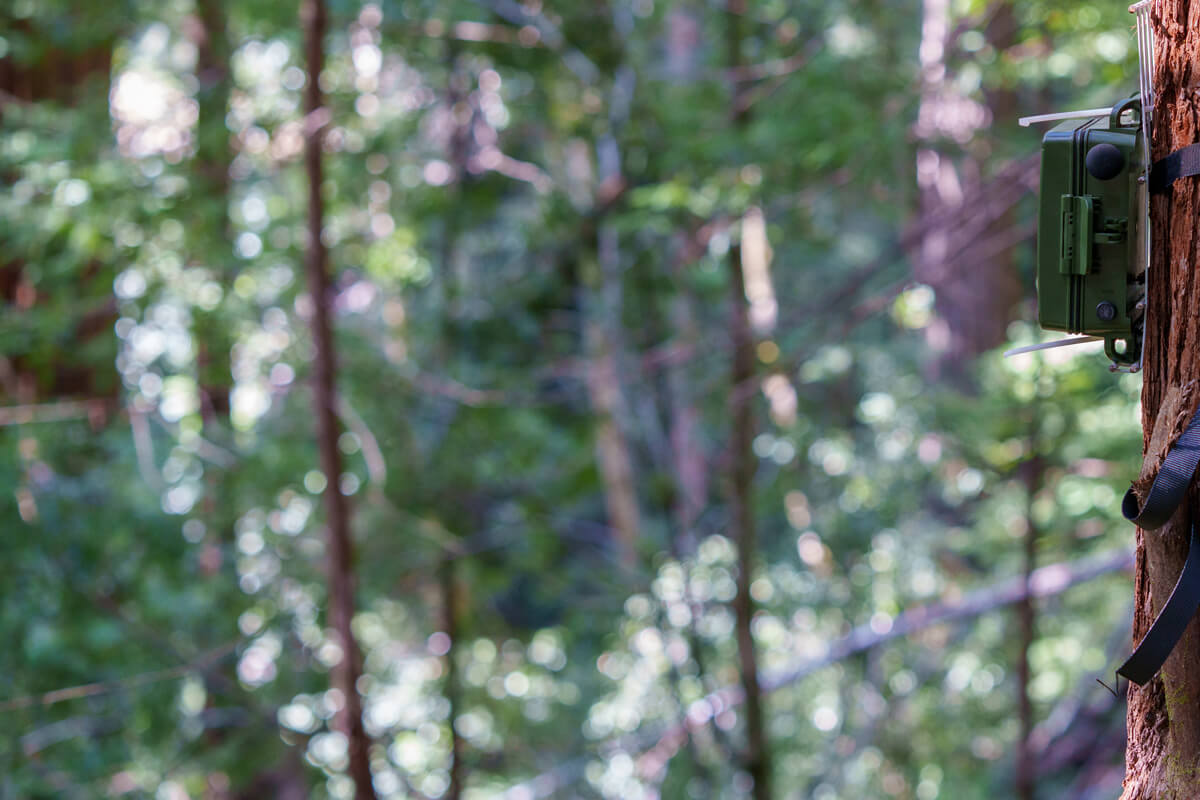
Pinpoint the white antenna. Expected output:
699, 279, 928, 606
1003, 337, 1104, 359
1131, 1, 1155, 127
1127, 0, 1155, 375
1018, 108, 1110, 128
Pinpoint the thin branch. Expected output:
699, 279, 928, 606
411, 369, 506, 407
0, 399, 107, 426
0, 641, 238, 713
337, 396, 387, 487
469, 147, 554, 193
22, 715, 123, 756
473, 0, 600, 85
417, 19, 538, 46
129, 403, 163, 491
726, 37, 823, 82
663, 546, 1137, 772
149, 410, 238, 468
494, 546, 1134, 797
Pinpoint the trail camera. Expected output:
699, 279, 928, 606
1007, 1, 1200, 691
1032, 95, 1147, 369
1007, 2, 1156, 370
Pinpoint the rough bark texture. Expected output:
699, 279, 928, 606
1123, 3, 1200, 798
302, 2, 378, 798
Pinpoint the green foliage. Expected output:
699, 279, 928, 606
2, 0, 1149, 798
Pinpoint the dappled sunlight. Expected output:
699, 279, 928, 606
0, 0, 1156, 797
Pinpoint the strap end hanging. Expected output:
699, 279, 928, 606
1116, 406, 1200, 684
1118, 525, 1200, 686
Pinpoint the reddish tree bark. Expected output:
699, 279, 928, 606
1123, 3, 1200, 797
302, 2, 378, 798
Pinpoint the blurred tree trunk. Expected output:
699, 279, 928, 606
437, 48, 468, 797
0, 17, 114, 107
586, 313, 641, 570
441, 557, 464, 800
189, 0, 233, 421
666, 228, 711, 559
302, 2, 378, 798
582, 176, 640, 570
911, 0, 1024, 370
1122, 4, 1200, 798
726, 4, 770, 797
727, 242, 770, 800
1015, 444, 1042, 800
0, 21, 118, 411
664, 228, 732, 781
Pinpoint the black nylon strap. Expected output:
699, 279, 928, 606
1150, 143, 1200, 195
1118, 524, 1200, 685
1121, 406, 1200, 529
1117, 405, 1200, 685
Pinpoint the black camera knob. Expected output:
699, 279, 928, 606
1086, 143, 1126, 181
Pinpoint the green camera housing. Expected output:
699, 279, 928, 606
1036, 95, 1147, 367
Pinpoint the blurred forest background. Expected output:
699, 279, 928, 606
0, 0, 1154, 798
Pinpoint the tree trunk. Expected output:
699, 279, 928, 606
728, 244, 770, 800
190, 0, 233, 422
1015, 449, 1041, 800
302, 2, 378, 798
586, 322, 641, 570
911, 0, 1024, 371
582, 200, 640, 570
441, 556, 465, 800
726, 3, 770, 797
1122, 4, 1200, 797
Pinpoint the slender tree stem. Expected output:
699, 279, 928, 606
302, 1, 377, 797
442, 557, 465, 800
726, 2, 770, 796
192, 0, 233, 422
1015, 445, 1041, 800
727, 243, 770, 800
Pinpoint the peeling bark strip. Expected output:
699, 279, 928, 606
302, 2, 378, 798
1123, 3, 1200, 798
